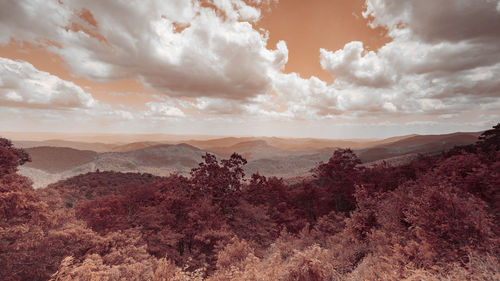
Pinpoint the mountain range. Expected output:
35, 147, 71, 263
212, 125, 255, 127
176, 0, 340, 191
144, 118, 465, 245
10, 131, 480, 188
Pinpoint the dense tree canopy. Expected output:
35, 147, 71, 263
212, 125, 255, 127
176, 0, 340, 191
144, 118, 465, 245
0, 138, 30, 177
0, 124, 499, 280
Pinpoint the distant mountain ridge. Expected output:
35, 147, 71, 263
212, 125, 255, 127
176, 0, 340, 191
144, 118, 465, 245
356, 132, 481, 162
109, 141, 164, 152
12, 134, 420, 153
24, 146, 97, 173
19, 144, 206, 188
205, 139, 289, 160
14, 140, 115, 153
13, 131, 482, 188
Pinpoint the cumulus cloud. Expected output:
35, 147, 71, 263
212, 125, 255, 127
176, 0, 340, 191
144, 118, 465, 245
270, 73, 334, 119
0, 0, 287, 100
0, 0, 498, 131
317, 0, 500, 116
0, 57, 143, 124
145, 101, 186, 118
0, 57, 97, 109
320, 41, 394, 88
363, 0, 500, 43
0, 0, 71, 45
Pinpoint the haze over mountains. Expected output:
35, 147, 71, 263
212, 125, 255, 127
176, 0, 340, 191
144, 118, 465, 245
2, 131, 481, 188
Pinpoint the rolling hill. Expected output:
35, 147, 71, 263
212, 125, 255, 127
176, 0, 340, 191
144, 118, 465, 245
205, 139, 290, 160
19, 144, 208, 188
356, 132, 480, 162
110, 141, 166, 152
15, 131, 483, 188
186, 135, 417, 151
13, 140, 115, 153
23, 146, 98, 173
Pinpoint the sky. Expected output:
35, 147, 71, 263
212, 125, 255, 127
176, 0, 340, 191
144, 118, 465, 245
0, 0, 499, 139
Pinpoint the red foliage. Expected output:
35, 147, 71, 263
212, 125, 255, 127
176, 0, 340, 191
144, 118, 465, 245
0, 138, 30, 177
312, 148, 362, 212
2, 124, 500, 280
190, 153, 246, 214
0, 138, 49, 280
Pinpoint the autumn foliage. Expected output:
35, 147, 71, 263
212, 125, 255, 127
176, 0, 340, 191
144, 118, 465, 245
0, 124, 499, 280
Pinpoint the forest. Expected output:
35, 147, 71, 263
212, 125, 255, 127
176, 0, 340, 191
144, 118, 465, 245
0, 124, 499, 281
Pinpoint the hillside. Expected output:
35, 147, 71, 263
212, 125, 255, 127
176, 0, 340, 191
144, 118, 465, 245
100, 143, 206, 169
244, 153, 332, 178
187, 135, 417, 151
17, 131, 484, 188
23, 146, 97, 173
185, 137, 258, 149
205, 140, 290, 160
4, 126, 499, 281
110, 141, 165, 152
19, 144, 209, 188
356, 132, 480, 162
13, 139, 115, 152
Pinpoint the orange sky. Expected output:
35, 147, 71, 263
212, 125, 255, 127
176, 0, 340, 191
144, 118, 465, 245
258, 0, 389, 82
0, 41, 158, 107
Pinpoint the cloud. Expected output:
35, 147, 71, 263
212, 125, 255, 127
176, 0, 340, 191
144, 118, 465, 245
145, 101, 186, 118
0, 57, 97, 109
320, 41, 394, 88
363, 0, 500, 43
105, 109, 135, 120
270, 73, 334, 119
0, 0, 71, 45
0, 57, 143, 124
316, 0, 500, 117
0, 0, 498, 133
0, 0, 287, 100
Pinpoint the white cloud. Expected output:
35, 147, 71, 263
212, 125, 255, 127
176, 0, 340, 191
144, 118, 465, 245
0, 57, 145, 124
213, 0, 262, 21
316, 0, 500, 117
0, 57, 97, 109
320, 41, 394, 88
109, 109, 134, 120
0, 0, 72, 45
364, 0, 500, 43
0, 0, 287, 100
0, 0, 498, 135
5, 91, 23, 102
146, 101, 185, 118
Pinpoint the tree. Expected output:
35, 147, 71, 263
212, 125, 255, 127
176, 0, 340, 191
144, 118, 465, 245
0, 138, 30, 177
0, 138, 51, 280
190, 153, 247, 214
478, 123, 500, 151
312, 149, 362, 212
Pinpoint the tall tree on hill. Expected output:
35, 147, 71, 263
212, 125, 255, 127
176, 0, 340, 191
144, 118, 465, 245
190, 153, 247, 215
312, 149, 362, 213
0, 138, 30, 177
478, 123, 500, 151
